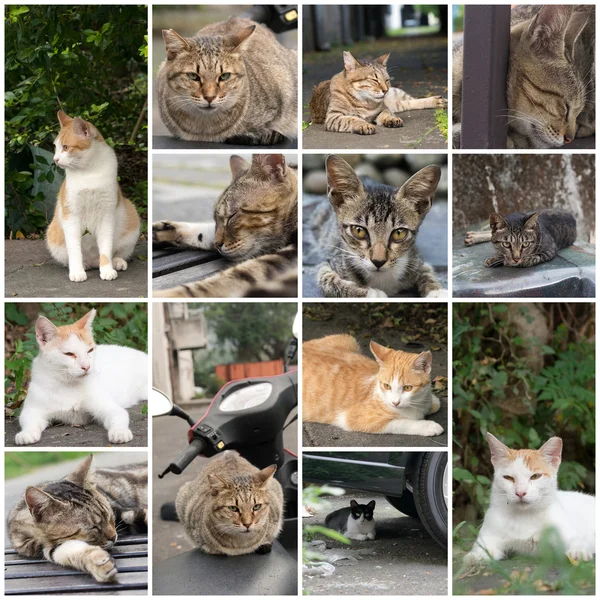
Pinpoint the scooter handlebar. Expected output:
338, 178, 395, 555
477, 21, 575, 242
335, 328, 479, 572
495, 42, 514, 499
158, 438, 206, 478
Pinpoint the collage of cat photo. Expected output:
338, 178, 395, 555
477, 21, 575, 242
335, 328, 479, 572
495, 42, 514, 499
1, 1, 598, 598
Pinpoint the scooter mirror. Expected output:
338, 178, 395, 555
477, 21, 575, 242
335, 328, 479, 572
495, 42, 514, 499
292, 311, 300, 340
150, 388, 174, 417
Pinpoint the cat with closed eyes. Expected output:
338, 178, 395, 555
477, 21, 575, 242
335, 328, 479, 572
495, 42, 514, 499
464, 433, 595, 568
464, 209, 576, 268
316, 155, 446, 298
325, 500, 376, 541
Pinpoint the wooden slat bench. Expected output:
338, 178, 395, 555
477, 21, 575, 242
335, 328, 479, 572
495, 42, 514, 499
5, 536, 147, 595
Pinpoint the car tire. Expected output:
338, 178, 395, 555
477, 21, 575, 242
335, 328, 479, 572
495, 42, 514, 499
385, 490, 419, 519
413, 452, 447, 548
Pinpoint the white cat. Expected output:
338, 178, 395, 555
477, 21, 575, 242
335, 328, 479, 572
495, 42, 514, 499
46, 111, 140, 282
464, 433, 595, 567
15, 309, 148, 446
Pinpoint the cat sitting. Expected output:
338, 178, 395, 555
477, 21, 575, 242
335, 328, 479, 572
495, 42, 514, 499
464, 209, 576, 268
464, 433, 595, 568
303, 334, 443, 437
310, 51, 444, 135
176, 450, 284, 556
15, 309, 148, 446
325, 500, 376, 541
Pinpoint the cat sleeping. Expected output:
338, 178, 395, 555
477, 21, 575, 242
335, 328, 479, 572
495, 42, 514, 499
157, 17, 297, 144
15, 309, 148, 446
317, 155, 446, 298
464, 434, 595, 567
152, 154, 298, 297
464, 209, 576, 268
325, 500, 376, 541
176, 450, 284, 556
303, 334, 443, 437
310, 51, 444, 135
47, 111, 140, 282
8, 455, 147, 582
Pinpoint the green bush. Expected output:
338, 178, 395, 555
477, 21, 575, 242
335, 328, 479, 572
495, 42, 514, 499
5, 5, 148, 237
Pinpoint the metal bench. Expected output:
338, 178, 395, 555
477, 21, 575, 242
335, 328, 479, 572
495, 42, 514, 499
5, 535, 148, 595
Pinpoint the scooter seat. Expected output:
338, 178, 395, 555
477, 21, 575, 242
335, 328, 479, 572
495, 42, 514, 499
153, 540, 297, 595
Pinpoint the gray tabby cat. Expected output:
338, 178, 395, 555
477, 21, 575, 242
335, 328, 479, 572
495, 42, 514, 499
176, 451, 283, 556
8, 455, 147, 582
157, 17, 297, 144
317, 155, 446, 298
465, 209, 577, 267
453, 5, 595, 148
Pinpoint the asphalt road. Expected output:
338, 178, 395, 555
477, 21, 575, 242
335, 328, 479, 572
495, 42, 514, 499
303, 493, 447, 595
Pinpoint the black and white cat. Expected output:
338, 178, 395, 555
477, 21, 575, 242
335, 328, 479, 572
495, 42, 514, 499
325, 500, 376, 541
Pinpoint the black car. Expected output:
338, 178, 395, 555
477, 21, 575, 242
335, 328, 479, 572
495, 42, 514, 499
303, 451, 447, 548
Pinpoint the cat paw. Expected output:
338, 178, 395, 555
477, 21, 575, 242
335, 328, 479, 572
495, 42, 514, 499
153, 221, 177, 243
354, 123, 376, 135
100, 267, 118, 281
366, 288, 388, 298
87, 548, 118, 582
108, 428, 133, 444
425, 288, 447, 298
366, 533, 375, 540
421, 421, 444, 437
434, 95, 446, 108
255, 543, 273, 555
383, 116, 404, 128
69, 269, 88, 282
464, 232, 477, 246
113, 258, 128, 271
567, 549, 594, 562
15, 430, 41, 445
484, 257, 504, 268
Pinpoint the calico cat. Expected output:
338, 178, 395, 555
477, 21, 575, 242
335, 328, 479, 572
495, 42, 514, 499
8, 455, 148, 582
453, 5, 595, 148
157, 17, 297, 144
47, 111, 140, 282
303, 335, 443, 436
325, 500, 376, 541
15, 309, 148, 446
153, 154, 298, 297
317, 155, 446, 298
464, 209, 576, 268
464, 434, 595, 567
310, 51, 444, 135
176, 450, 283, 556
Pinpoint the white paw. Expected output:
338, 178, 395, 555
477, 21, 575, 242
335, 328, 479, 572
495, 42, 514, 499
426, 288, 448, 298
113, 258, 128, 271
100, 267, 118, 281
15, 430, 41, 445
420, 421, 444, 437
353, 534, 368, 541
69, 269, 88, 282
108, 428, 133, 444
567, 549, 594, 562
366, 288, 388, 298
87, 548, 118, 582
366, 533, 375, 540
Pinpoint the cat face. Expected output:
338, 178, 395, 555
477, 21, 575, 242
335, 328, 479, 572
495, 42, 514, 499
342, 51, 391, 102
53, 111, 103, 170
207, 465, 276, 536
490, 212, 539, 266
370, 341, 432, 409
35, 310, 96, 378
325, 155, 440, 272
508, 6, 589, 147
25, 455, 118, 550
488, 433, 561, 508
213, 154, 296, 260
350, 499, 376, 523
161, 27, 255, 113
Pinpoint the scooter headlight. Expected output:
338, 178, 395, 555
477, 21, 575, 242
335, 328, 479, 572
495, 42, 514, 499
219, 383, 273, 412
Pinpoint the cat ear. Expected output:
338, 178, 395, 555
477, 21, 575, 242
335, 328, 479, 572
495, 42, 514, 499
230, 155, 251, 181
65, 454, 94, 487
74, 309, 96, 332
72, 118, 100, 140
325, 155, 364, 209
396, 165, 441, 217
208, 473, 231, 495
413, 351, 433, 375
343, 51, 361, 71
224, 25, 256, 52
489, 213, 507, 232
367, 500, 376, 509
255, 464, 277, 487
487, 433, 511, 466
524, 211, 540, 231
251, 154, 288, 181
539, 437, 563, 469
527, 6, 574, 56
374, 52, 390, 66
163, 29, 191, 60
57, 110, 73, 127
36, 316, 58, 347
350, 500, 358, 508
370, 341, 393, 365
564, 12, 588, 62
25, 487, 57, 521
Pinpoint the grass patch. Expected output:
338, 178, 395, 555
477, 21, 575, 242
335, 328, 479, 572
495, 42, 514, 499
435, 109, 448, 140
6, 452, 91, 480
302, 121, 311, 131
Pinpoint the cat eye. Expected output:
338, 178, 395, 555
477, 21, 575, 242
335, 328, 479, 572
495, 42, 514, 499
186, 72, 201, 82
381, 382, 391, 390
502, 242, 511, 248
391, 229, 408, 242
522, 242, 530, 247
253, 504, 262, 511
228, 506, 240, 512
88, 347, 94, 353
403, 385, 413, 392
350, 225, 367, 240
503, 475, 514, 482
62, 145, 70, 151
219, 73, 231, 82
63, 352, 75, 357
530, 473, 542, 480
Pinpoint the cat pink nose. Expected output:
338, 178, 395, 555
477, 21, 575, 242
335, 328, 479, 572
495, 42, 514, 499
54, 157, 60, 164
564, 136, 573, 144
81, 365, 90, 372
205, 96, 216, 104
515, 491, 527, 499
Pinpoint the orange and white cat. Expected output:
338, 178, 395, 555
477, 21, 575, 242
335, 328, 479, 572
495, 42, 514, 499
47, 111, 140, 282
15, 310, 148, 446
302, 334, 443, 436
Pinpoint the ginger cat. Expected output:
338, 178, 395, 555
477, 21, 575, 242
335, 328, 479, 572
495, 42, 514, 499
302, 334, 443, 436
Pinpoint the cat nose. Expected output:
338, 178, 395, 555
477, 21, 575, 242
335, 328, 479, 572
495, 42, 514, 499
204, 95, 216, 104
371, 259, 386, 270
54, 157, 60, 164
515, 491, 527, 499
564, 136, 573, 144
81, 364, 90, 372
215, 240, 224, 250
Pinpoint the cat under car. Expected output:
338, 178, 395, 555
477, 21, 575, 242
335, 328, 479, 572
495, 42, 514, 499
325, 500, 377, 541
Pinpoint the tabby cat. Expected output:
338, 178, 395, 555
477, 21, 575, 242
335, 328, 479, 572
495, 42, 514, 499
8, 455, 147, 582
464, 209, 576, 268
157, 17, 297, 144
303, 335, 444, 437
153, 154, 297, 297
176, 450, 283, 556
317, 155, 446, 298
453, 5, 595, 148
310, 51, 444, 135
